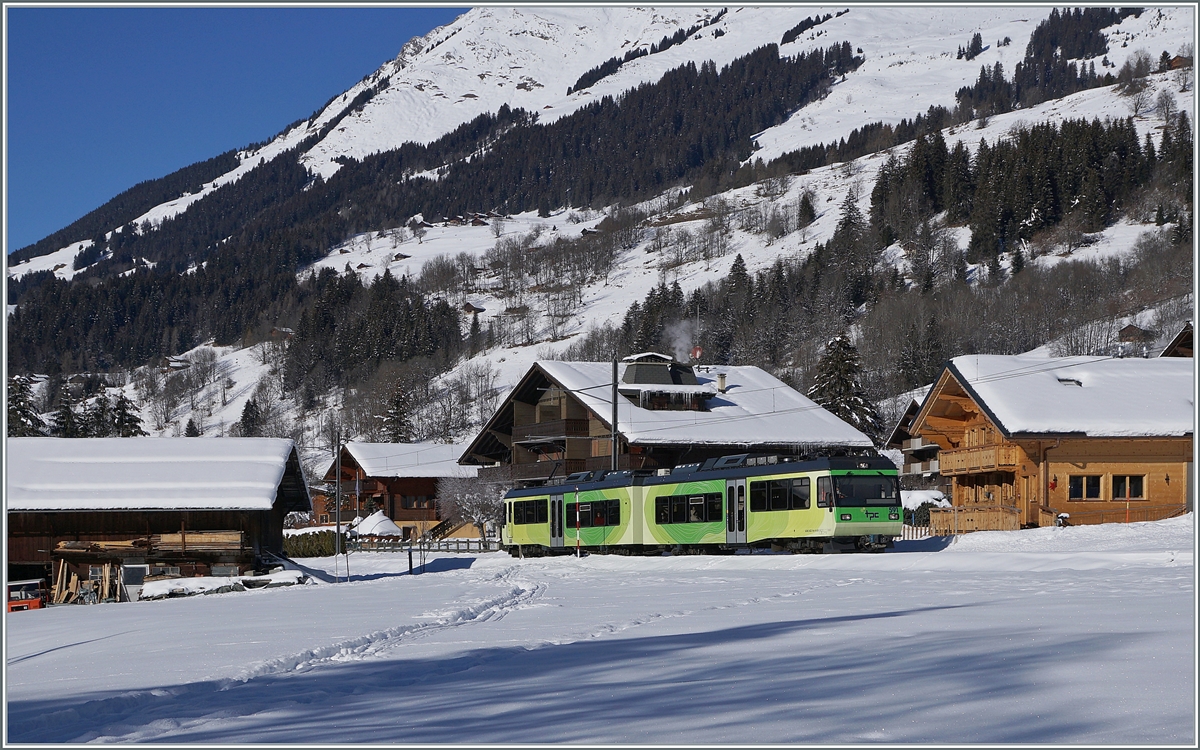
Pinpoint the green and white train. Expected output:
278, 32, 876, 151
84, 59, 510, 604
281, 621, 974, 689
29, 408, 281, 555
501, 454, 901, 555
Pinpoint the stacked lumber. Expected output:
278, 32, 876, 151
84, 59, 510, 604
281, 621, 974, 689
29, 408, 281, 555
151, 531, 243, 551
51, 560, 121, 604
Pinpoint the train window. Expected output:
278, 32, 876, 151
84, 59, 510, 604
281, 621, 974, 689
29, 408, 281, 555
706, 493, 723, 522
749, 482, 768, 512
514, 502, 526, 525
607, 499, 621, 526
592, 502, 607, 527
507, 503, 512, 524
536, 500, 548, 524
670, 496, 687, 524
727, 488, 735, 531
833, 475, 900, 506
687, 496, 705, 522
791, 477, 811, 509
768, 480, 789, 511
817, 476, 834, 508
655, 497, 670, 524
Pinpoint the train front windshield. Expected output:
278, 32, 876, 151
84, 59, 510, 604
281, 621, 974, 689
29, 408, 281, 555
833, 475, 900, 507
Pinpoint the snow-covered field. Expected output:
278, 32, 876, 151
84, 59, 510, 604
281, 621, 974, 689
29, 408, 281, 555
6, 516, 1194, 744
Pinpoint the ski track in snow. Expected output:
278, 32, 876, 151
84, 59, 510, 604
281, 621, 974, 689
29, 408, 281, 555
4, 528, 1193, 743
14, 566, 547, 744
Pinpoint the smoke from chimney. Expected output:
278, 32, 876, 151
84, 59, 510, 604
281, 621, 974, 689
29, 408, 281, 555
664, 319, 699, 362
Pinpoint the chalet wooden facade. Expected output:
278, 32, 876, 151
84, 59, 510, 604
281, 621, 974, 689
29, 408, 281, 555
6, 438, 310, 584
909, 355, 1193, 529
459, 353, 874, 486
323, 442, 480, 539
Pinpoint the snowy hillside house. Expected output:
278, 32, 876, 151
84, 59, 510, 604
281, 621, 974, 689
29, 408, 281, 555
6, 438, 310, 585
908, 355, 1194, 531
459, 353, 874, 486
323, 442, 479, 540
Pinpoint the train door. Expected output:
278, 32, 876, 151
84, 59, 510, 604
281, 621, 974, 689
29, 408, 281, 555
725, 479, 746, 545
550, 494, 565, 549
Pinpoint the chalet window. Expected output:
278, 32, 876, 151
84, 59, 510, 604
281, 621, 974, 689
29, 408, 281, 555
1068, 475, 1101, 501
1112, 475, 1145, 500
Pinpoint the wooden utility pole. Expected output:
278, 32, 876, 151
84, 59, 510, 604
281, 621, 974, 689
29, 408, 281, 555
611, 359, 619, 471
335, 432, 342, 582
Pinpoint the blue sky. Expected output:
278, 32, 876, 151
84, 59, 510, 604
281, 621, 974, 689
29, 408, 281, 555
5, 7, 467, 252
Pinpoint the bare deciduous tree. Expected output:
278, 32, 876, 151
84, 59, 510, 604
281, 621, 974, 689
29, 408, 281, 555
436, 475, 505, 540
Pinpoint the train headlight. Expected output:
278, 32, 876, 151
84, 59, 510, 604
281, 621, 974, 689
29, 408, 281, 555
839, 513, 852, 521
889, 512, 900, 520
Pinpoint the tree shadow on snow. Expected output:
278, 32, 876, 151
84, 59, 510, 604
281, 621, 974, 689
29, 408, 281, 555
891, 536, 955, 552
9, 602, 1188, 745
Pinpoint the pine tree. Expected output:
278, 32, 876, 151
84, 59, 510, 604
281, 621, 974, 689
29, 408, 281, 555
81, 391, 113, 437
797, 192, 816, 226
807, 332, 882, 442
51, 387, 81, 438
7, 375, 46, 437
110, 392, 148, 437
238, 397, 263, 437
185, 417, 201, 437
383, 386, 415, 443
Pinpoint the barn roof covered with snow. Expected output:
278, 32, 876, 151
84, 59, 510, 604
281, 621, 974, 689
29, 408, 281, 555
921, 355, 1195, 438
460, 360, 872, 468
5, 437, 310, 512
335, 442, 479, 479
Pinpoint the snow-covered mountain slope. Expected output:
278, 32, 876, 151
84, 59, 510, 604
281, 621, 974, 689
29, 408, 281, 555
13, 5, 1192, 278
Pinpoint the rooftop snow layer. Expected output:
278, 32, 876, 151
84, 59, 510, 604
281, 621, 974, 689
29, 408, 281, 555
947, 355, 1195, 437
6, 437, 303, 511
343, 442, 478, 479
537, 361, 874, 447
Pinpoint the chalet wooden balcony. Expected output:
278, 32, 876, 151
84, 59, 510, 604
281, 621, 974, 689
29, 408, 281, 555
937, 444, 1021, 476
511, 419, 592, 444
476, 454, 661, 485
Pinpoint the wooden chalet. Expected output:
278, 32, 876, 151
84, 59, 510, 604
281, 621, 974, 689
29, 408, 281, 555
459, 353, 874, 486
909, 355, 1193, 531
885, 393, 950, 495
6, 437, 311, 586
323, 442, 480, 540
1161, 322, 1193, 358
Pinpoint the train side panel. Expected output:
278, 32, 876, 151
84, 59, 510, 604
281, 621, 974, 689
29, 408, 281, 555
563, 486, 635, 548
643, 479, 726, 546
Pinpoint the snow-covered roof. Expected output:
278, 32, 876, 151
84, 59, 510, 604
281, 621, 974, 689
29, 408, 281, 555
342, 442, 478, 479
536, 361, 873, 447
945, 355, 1195, 437
5, 437, 309, 512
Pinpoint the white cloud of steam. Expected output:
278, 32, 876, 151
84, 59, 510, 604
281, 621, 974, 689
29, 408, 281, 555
664, 319, 699, 362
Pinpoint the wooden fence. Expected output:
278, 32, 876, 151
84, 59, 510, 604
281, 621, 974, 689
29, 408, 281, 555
928, 505, 1020, 535
349, 536, 500, 553
1056, 504, 1189, 526
900, 524, 933, 540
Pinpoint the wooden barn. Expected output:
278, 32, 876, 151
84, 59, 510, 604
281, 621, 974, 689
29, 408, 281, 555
323, 442, 480, 540
6, 437, 310, 587
908, 355, 1193, 531
459, 353, 874, 486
